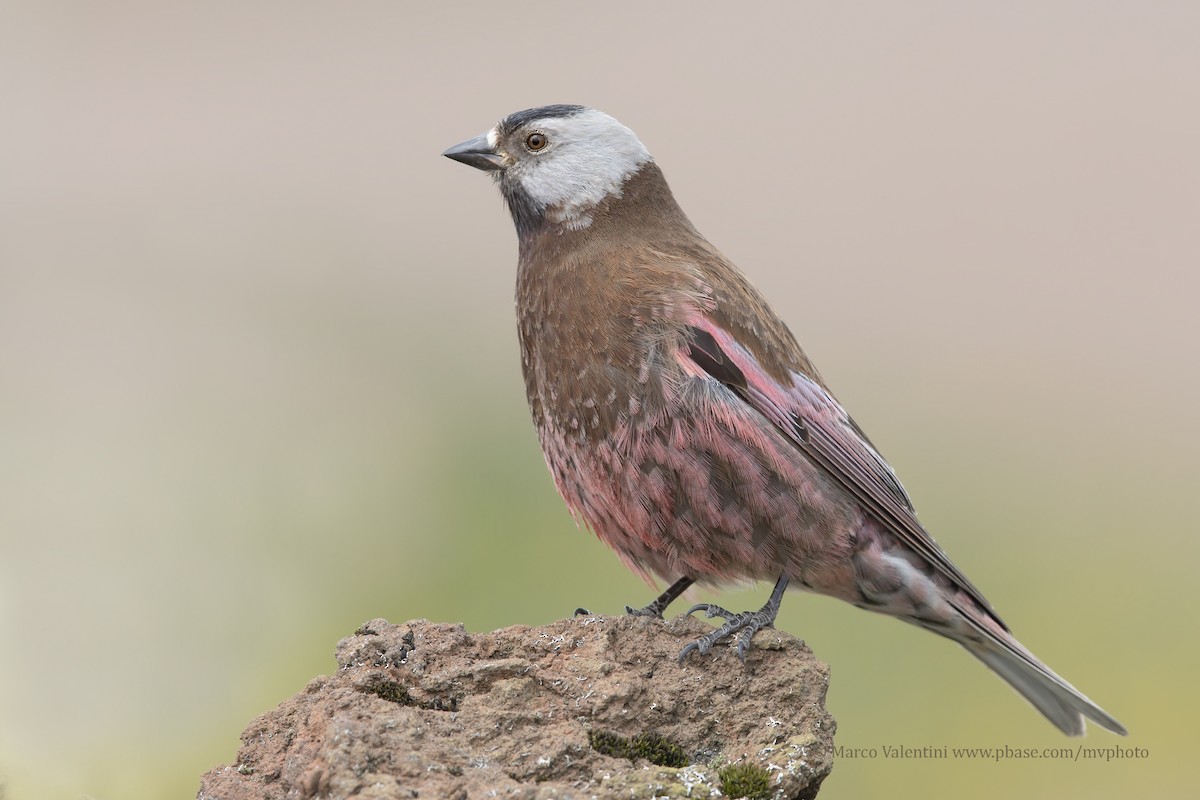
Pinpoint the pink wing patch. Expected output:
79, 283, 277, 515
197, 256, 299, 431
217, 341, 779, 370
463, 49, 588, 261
682, 315, 1006, 629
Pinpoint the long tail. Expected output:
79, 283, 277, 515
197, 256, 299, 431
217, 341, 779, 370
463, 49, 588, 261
959, 630, 1127, 736
846, 527, 1125, 735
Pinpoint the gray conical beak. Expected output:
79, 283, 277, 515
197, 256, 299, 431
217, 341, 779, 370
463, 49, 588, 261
442, 133, 506, 172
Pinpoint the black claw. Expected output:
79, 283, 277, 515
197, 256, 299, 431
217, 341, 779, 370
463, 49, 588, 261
736, 623, 764, 661
678, 624, 730, 663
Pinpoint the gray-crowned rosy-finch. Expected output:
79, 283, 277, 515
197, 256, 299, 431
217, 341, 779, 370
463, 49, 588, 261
443, 104, 1125, 736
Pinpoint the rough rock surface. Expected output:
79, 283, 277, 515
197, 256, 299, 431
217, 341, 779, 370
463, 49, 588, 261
198, 614, 835, 799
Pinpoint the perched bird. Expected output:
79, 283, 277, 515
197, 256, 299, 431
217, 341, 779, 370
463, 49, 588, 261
443, 104, 1126, 736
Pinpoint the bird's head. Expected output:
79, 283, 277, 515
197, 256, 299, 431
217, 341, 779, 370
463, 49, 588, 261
443, 105, 653, 235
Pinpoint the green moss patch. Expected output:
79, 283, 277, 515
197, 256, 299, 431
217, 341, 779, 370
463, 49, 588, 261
359, 675, 415, 705
587, 729, 689, 768
718, 762, 772, 799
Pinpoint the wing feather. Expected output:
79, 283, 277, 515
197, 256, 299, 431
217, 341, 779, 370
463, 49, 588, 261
685, 321, 1007, 629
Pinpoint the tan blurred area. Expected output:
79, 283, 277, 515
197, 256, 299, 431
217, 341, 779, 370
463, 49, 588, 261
1, 2, 1196, 798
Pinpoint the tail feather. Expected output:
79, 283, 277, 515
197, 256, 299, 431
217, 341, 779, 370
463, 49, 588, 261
962, 638, 1127, 736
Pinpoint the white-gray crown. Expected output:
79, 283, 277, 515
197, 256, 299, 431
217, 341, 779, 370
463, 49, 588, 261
492, 106, 652, 229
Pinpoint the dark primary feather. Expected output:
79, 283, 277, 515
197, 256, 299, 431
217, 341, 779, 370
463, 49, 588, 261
686, 328, 744, 389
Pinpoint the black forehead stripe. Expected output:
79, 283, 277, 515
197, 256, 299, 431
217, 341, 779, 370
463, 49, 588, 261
497, 104, 587, 135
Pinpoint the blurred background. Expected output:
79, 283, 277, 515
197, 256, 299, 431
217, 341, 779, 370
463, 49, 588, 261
1, 2, 1196, 798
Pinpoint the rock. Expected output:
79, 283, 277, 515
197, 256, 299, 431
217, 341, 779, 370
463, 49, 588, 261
198, 614, 834, 799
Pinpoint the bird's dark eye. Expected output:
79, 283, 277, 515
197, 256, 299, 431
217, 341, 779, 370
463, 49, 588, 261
525, 132, 548, 151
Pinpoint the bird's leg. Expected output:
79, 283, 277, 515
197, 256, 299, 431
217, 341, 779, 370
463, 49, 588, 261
625, 576, 695, 619
678, 575, 790, 663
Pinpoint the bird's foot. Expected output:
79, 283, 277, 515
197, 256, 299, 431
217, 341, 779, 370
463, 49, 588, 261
677, 576, 789, 663
624, 576, 695, 619
678, 604, 776, 662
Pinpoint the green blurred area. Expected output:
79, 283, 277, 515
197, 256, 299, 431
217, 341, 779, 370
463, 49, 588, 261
2, 3, 1197, 799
